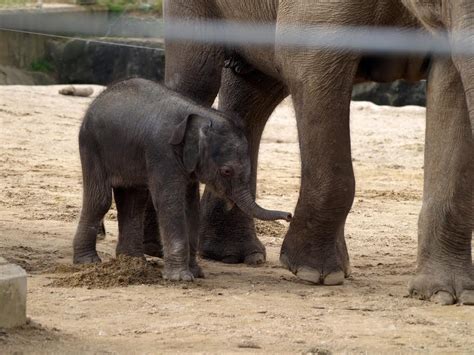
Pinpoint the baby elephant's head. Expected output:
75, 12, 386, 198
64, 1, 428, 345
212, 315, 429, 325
170, 112, 291, 222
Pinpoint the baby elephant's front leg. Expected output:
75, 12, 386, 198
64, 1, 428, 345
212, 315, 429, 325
154, 185, 194, 282
186, 182, 204, 279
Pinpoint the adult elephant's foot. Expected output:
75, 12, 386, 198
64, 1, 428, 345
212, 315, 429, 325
199, 195, 266, 265
199, 222, 266, 265
116, 239, 145, 259
279, 221, 350, 285
73, 251, 101, 264
162, 267, 195, 282
189, 262, 205, 279
143, 242, 163, 258
409, 262, 474, 305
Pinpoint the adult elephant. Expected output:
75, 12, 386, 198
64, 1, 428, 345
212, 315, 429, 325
160, 0, 473, 304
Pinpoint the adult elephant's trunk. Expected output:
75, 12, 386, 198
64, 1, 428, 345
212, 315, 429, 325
232, 188, 292, 222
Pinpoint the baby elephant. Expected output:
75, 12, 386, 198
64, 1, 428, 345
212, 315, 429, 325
73, 78, 291, 281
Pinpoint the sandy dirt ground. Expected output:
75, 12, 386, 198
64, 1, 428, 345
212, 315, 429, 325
0, 85, 473, 353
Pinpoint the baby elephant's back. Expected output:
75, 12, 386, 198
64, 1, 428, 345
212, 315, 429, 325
88, 78, 166, 130
80, 79, 167, 186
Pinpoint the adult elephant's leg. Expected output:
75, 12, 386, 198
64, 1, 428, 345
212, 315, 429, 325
141, 16, 225, 254
199, 68, 287, 264
277, 51, 358, 285
164, 14, 224, 105
409, 58, 474, 305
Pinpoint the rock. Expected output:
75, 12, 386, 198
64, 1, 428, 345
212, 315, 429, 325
0, 263, 27, 328
352, 80, 426, 107
59, 85, 94, 97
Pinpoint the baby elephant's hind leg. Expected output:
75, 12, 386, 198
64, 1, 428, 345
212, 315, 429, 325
73, 152, 112, 264
143, 196, 163, 257
114, 187, 149, 258
96, 220, 106, 240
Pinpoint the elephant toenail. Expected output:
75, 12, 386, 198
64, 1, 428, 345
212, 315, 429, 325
459, 290, 474, 305
296, 267, 322, 284
323, 271, 345, 285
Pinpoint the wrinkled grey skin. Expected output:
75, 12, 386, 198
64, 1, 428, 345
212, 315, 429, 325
160, 0, 474, 303
73, 78, 291, 281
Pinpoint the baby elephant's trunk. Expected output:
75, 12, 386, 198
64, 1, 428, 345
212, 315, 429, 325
232, 188, 292, 222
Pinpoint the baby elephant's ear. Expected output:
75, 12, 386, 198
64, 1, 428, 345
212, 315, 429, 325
169, 114, 193, 145
169, 114, 201, 173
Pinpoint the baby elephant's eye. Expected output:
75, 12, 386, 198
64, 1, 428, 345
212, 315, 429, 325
219, 166, 234, 177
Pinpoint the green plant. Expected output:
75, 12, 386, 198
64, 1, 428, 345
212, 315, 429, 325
30, 58, 54, 73
152, 0, 162, 15
0, 0, 29, 8
95, 0, 163, 15
97, 0, 133, 13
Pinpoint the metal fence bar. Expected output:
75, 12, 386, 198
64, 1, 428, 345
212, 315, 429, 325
164, 20, 471, 56
0, 12, 473, 55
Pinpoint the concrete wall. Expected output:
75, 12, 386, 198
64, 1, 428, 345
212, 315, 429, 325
50, 38, 165, 85
0, 30, 165, 85
0, 8, 164, 38
0, 8, 165, 85
0, 31, 51, 69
